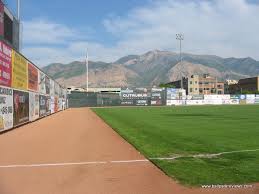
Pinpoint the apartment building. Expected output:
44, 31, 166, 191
168, 74, 224, 95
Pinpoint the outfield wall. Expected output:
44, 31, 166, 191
0, 41, 67, 133
68, 88, 259, 108
166, 89, 259, 106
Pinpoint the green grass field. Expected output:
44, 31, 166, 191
92, 105, 259, 186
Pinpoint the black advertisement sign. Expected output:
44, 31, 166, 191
45, 76, 50, 95
121, 88, 149, 106
151, 88, 165, 106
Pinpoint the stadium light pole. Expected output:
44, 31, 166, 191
176, 33, 184, 89
17, 0, 21, 52
85, 49, 89, 92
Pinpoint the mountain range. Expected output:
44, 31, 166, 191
42, 50, 259, 88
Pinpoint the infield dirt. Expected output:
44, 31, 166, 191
0, 108, 258, 194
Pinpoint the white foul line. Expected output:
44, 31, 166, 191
0, 148, 258, 169
0, 160, 149, 169
0, 161, 108, 168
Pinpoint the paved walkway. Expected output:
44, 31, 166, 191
0, 108, 258, 194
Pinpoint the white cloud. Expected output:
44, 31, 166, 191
22, 19, 81, 45
103, 0, 259, 59
22, 0, 259, 67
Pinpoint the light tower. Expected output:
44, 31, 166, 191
176, 33, 184, 89
85, 50, 89, 92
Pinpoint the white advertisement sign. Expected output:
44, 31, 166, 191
51, 96, 55, 114
29, 92, 39, 121
38, 71, 46, 94
0, 86, 13, 131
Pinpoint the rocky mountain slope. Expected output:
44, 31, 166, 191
43, 50, 259, 87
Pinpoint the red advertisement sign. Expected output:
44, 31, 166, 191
28, 63, 38, 91
0, 1, 4, 36
0, 41, 12, 87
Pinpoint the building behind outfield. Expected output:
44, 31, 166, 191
228, 76, 259, 94
167, 74, 224, 95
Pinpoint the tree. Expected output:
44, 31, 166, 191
159, 83, 176, 88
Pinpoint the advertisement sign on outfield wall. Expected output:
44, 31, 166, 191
167, 88, 186, 100
151, 88, 165, 106
0, 86, 13, 131
54, 82, 59, 96
50, 96, 55, 114
0, 40, 12, 87
29, 92, 39, 121
58, 98, 62, 111
50, 79, 55, 96
254, 95, 259, 104
54, 96, 58, 112
12, 50, 28, 90
0, 1, 4, 36
38, 71, 46, 94
39, 95, 46, 117
121, 88, 149, 106
45, 76, 50, 95
13, 90, 29, 126
28, 63, 38, 91
46, 96, 51, 115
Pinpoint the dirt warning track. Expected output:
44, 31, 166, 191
0, 108, 258, 194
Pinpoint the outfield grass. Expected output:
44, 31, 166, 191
92, 105, 259, 186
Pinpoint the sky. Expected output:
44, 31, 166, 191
4, 0, 259, 66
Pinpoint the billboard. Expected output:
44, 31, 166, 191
12, 50, 28, 90
0, 1, 4, 36
0, 86, 13, 131
45, 76, 50, 95
50, 79, 55, 96
38, 71, 46, 94
0, 40, 12, 87
255, 95, 259, 104
58, 98, 62, 111
246, 94, 255, 104
50, 96, 55, 114
54, 82, 59, 96
54, 96, 58, 112
13, 90, 29, 126
151, 88, 165, 106
29, 92, 39, 121
28, 63, 38, 91
167, 100, 184, 106
121, 88, 149, 106
46, 96, 51, 115
167, 88, 186, 100
39, 95, 46, 117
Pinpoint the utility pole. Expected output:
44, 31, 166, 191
85, 50, 89, 92
17, 0, 21, 52
17, 0, 20, 20
176, 33, 184, 89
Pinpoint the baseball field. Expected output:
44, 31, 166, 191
93, 105, 259, 186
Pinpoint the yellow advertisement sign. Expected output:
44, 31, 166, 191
12, 50, 28, 90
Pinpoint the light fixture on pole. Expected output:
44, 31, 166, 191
85, 50, 89, 92
176, 33, 184, 89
